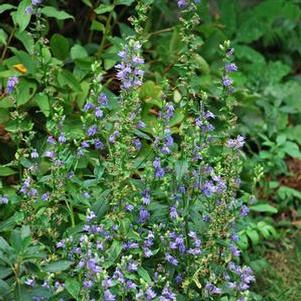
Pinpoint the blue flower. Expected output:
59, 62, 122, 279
6, 76, 19, 94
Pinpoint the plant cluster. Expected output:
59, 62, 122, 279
1, 0, 300, 301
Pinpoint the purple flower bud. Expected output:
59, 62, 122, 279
222, 76, 233, 87
6, 76, 19, 94
94, 139, 104, 150
225, 63, 238, 72
98, 93, 108, 106
58, 133, 66, 144
31, 149, 39, 159
0, 195, 9, 204
139, 207, 150, 223
83, 102, 95, 111
240, 205, 250, 217
87, 125, 97, 137
47, 136, 56, 145
95, 107, 103, 118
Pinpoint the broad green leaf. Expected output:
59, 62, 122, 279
14, 50, 38, 74
41, 6, 74, 20
175, 160, 188, 181
16, 80, 37, 106
34, 93, 50, 117
250, 203, 278, 214
0, 166, 17, 176
237, 233, 248, 250
283, 141, 301, 158
50, 33, 70, 60
246, 229, 260, 245
92, 190, 110, 219
0, 279, 10, 297
0, 29, 7, 45
115, 0, 135, 5
0, 4, 16, 14
104, 241, 122, 268
43, 260, 73, 272
65, 278, 80, 299
15, 31, 34, 53
71, 44, 88, 60
57, 70, 82, 92
0, 212, 24, 232
94, 4, 114, 14
138, 267, 152, 283
11, 0, 31, 32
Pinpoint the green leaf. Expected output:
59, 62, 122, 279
104, 241, 122, 268
14, 50, 38, 74
0, 212, 24, 232
0, 4, 16, 14
44, 260, 73, 272
70, 44, 88, 60
11, 0, 31, 32
115, 0, 135, 5
15, 31, 34, 53
246, 229, 260, 245
92, 190, 110, 219
94, 4, 115, 14
237, 233, 249, 250
57, 70, 82, 92
0, 279, 10, 297
65, 278, 80, 299
236, 17, 266, 43
175, 160, 188, 181
41, 6, 74, 20
50, 33, 70, 60
16, 80, 37, 106
250, 203, 278, 214
283, 141, 301, 158
138, 267, 152, 283
0, 29, 7, 45
0, 166, 17, 176
34, 93, 50, 117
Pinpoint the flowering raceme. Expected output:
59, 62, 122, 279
10, 2, 255, 301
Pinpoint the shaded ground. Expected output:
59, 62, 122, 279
254, 233, 301, 301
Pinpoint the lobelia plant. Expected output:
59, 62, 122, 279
0, 1, 256, 301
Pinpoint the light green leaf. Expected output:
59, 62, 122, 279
50, 33, 70, 60
94, 4, 114, 14
115, 0, 135, 5
41, 6, 74, 20
250, 203, 278, 214
11, 0, 31, 32
0, 212, 24, 232
0, 29, 7, 45
104, 241, 122, 268
138, 267, 152, 283
65, 278, 80, 299
175, 160, 188, 181
0, 4, 16, 14
34, 93, 50, 117
246, 229, 260, 245
16, 80, 37, 106
0, 166, 17, 176
44, 260, 73, 272
57, 70, 82, 92
15, 31, 34, 53
71, 44, 88, 60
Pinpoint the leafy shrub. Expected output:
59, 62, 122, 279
3, 0, 300, 300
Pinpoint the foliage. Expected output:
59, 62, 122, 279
0, 0, 300, 300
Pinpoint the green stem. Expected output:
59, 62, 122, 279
65, 199, 75, 227
96, 12, 112, 57
0, 27, 16, 64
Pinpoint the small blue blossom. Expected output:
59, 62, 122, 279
6, 76, 19, 94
